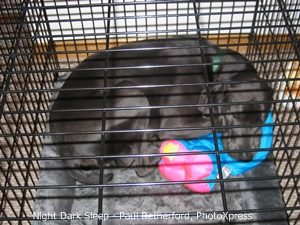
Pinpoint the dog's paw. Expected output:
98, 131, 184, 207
135, 155, 161, 177
135, 166, 156, 177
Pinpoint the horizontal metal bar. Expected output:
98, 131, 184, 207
0, 12, 264, 26
0, 174, 299, 191
0, 24, 291, 41
1, 40, 297, 59
0, 121, 291, 138
0, 146, 298, 163
2, 99, 279, 115
1, 0, 260, 12
2, 57, 296, 75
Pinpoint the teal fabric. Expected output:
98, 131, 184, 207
178, 112, 273, 190
212, 48, 228, 73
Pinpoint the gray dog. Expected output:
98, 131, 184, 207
50, 36, 272, 187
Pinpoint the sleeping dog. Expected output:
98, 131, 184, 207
49, 36, 272, 185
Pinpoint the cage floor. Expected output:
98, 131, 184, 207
33, 156, 288, 225
31, 73, 289, 225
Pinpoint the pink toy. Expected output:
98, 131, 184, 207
158, 140, 213, 193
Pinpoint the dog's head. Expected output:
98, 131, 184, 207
198, 49, 273, 161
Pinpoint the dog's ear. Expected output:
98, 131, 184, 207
197, 84, 225, 117
211, 49, 253, 77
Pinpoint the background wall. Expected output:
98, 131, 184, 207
42, 0, 256, 41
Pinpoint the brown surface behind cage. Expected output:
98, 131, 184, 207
51, 34, 300, 61
52, 34, 249, 61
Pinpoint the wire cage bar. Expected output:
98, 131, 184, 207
0, 0, 299, 225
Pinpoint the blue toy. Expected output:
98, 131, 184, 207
159, 112, 273, 193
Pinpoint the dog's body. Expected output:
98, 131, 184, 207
50, 36, 272, 185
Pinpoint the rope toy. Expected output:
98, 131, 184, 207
158, 112, 273, 193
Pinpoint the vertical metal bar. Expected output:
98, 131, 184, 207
191, 1, 229, 223
155, 2, 158, 39
217, 1, 224, 46
97, 1, 112, 225
134, 0, 138, 41
112, 2, 118, 46
123, 0, 129, 42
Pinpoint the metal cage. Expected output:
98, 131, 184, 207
0, 0, 299, 225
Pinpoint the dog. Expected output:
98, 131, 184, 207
49, 36, 272, 186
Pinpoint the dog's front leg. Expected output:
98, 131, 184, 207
135, 133, 161, 177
